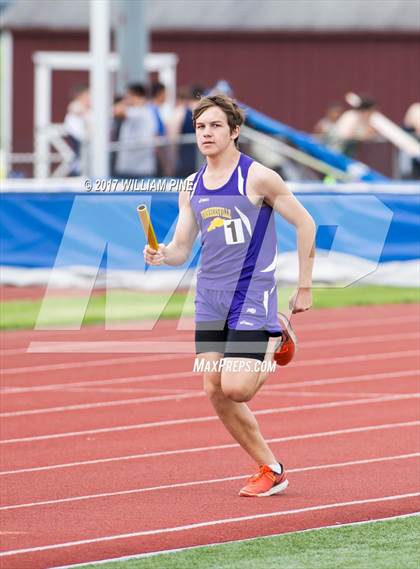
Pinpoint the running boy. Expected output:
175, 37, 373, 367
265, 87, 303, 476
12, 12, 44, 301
144, 95, 315, 497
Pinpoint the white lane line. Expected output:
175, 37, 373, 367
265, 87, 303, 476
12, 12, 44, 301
0, 353, 189, 376
0, 327, 194, 353
2, 310, 418, 342
62, 386, 192, 395
1, 330, 419, 375
0, 370, 196, 395
7, 386, 415, 420
2, 420, 418, 476
16, 383, 415, 398
26, 339, 193, 354
27, 334, 193, 353
0, 318, 187, 342
2, 350, 419, 394
300, 314, 420, 330
259, 390, 411, 398
294, 350, 420, 368
1, 394, 419, 445
50, 512, 420, 569
1, 493, 419, 558
21, 368, 419, 397
2, 453, 418, 512
23, 330, 420, 356
269, 369, 420, 391
63, 386, 196, 395
0, 340, 191, 357
304, 332, 419, 348
56, 369, 420, 395
0, 314, 401, 352
0, 391, 204, 418
0, 308, 420, 355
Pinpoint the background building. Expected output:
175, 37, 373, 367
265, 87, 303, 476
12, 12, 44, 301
1, 0, 419, 173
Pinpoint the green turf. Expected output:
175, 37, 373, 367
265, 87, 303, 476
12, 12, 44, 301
307, 285, 419, 309
0, 286, 419, 330
0, 290, 193, 330
79, 515, 420, 569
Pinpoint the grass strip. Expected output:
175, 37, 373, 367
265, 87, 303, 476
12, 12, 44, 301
80, 515, 420, 569
0, 286, 419, 330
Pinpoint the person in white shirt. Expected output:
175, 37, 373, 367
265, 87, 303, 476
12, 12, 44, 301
64, 85, 91, 175
114, 83, 158, 178
333, 96, 378, 156
400, 102, 420, 179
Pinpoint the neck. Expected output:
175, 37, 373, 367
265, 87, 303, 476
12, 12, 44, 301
206, 146, 240, 172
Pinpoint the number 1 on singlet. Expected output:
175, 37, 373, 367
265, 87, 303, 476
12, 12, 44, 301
224, 218, 245, 245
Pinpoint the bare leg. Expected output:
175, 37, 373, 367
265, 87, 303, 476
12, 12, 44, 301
221, 337, 278, 402
200, 353, 277, 466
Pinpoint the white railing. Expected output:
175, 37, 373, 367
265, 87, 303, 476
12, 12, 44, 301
3, 127, 415, 183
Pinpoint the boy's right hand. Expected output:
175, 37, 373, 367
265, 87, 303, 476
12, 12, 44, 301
143, 244, 167, 265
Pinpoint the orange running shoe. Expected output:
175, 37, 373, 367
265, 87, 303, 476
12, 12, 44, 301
239, 464, 289, 497
274, 313, 297, 366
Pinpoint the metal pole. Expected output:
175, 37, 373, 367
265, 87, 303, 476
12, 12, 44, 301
90, 0, 110, 178
116, 0, 149, 94
34, 60, 52, 179
0, 31, 13, 178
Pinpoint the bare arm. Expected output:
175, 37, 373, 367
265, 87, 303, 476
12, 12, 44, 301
143, 174, 199, 266
167, 106, 186, 140
248, 163, 316, 312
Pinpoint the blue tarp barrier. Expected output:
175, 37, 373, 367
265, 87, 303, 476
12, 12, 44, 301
1, 191, 418, 270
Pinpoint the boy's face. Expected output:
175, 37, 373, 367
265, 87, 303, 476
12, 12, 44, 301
195, 106, 239, 156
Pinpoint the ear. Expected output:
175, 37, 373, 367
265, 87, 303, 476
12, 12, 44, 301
231, 126, 240, 140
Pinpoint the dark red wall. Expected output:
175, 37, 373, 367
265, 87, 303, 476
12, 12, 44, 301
12, 30, 89, 154
11, 29, 420, 159
153, 30, 420, 130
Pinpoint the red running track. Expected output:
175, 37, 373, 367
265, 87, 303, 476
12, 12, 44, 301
0, 304, 419, 569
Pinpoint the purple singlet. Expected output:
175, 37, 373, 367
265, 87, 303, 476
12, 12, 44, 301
190, 153, 281, 333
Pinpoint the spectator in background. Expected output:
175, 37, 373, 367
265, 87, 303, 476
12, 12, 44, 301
110, 94, 124, 176
64, 85, 91, 175
149, 81, 172, 176
400, 102, 420, 179
313, 103, 343, 146
169, 85, 203, 178
114, 83, 157, 178
404, 102, 420, 136
333, 95, 378, 156
150, 81, 167, 136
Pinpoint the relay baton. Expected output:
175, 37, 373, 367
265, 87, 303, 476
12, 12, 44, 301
137, 204, 159, 251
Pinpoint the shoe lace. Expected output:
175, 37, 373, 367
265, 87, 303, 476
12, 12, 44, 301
248, 465, 275, 483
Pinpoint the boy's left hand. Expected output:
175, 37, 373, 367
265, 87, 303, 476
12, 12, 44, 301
289, 287, 312, 314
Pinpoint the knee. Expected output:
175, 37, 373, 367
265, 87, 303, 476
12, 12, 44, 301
221, 369, 260, 402
203, 373, 223, 402
222, 383, 254, 403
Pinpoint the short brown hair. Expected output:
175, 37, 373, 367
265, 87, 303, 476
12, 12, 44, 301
193, 94, 245, 147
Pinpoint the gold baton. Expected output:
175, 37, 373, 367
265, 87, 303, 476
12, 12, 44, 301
137, 204, 159, 251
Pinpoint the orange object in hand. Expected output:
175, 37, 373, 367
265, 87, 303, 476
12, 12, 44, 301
137, 204, 159, 251
274, 313, 298, 366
